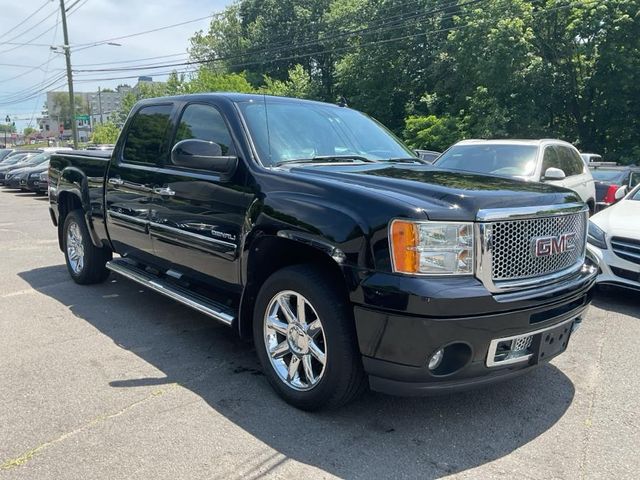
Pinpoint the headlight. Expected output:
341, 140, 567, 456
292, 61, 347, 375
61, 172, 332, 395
587, 221, 607, 249
29, 172, 39, 179
39, 172, 48, 181
6, 173, 12, 179
390, 220, 474, 275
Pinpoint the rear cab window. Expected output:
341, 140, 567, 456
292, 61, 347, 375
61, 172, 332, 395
122, 104, 174, 165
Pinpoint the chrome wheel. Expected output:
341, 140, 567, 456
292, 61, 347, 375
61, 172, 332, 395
263, 290, 327, 391
66, 222, 85, 274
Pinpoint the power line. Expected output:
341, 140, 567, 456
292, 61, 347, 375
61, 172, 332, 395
71, 13, 222, 51
0, 0, 52, 41
0, 0, 86, 55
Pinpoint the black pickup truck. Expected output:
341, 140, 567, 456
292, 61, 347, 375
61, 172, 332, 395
49, 94, 597, 410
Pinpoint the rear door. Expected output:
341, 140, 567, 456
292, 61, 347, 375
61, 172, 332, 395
105, 103, 173, 263
148, 101, 253, 287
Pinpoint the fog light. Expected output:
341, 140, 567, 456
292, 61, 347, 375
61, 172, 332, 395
428, 348, 444, 370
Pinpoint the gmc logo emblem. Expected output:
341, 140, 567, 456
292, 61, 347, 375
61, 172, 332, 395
532, 233, 577, 257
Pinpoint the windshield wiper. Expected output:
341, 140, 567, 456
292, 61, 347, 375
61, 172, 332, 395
384, 157, 427, 164
275, 155, 378, 167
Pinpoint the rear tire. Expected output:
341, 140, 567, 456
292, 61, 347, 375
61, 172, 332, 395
63, 209, 111, 284
253, 265, 367, 410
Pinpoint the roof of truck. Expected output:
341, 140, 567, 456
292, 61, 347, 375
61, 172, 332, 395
136, 92, 344, 108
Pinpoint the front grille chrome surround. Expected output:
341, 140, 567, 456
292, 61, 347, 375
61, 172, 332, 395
475, 203, 589, 293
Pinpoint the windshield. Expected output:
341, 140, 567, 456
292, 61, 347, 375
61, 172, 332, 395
238, 100, 415, 166
591, 169, 625, 183
0, 150, 12, 161
631, 186, 640, 201
2, 154, 27, 165
21, 152, 50, 166
435, 144, 539, 177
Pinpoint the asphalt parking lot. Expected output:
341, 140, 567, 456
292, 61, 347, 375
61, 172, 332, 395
0, 190, 638, 480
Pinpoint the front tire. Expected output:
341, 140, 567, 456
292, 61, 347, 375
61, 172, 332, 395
253, 265, 366, 410
63, 210, 111, 284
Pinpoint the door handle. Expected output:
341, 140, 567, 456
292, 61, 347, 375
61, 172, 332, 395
108, 177, 124, 186
153, 186, 175, 196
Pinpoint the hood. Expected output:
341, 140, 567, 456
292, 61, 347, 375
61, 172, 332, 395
591, 199, 640, 239
286, 164, 580, 221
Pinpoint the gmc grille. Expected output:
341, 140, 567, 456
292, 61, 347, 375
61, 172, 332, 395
490, 212, 587, 281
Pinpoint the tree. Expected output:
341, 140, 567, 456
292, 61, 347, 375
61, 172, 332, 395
404, 114, 461, 151
91, 122, 120, 144
23, 127, 37, 137
51, 92, 89, 129
261, 64, 319, 98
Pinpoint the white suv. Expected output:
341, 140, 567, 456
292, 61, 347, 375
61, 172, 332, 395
435, 139, 597, 213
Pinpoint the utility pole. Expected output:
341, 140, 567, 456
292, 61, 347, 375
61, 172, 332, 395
98, 87, 104, 124
59, 0, 78, 149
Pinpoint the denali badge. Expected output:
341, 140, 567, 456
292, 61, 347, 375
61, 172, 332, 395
532, 233, 577, 257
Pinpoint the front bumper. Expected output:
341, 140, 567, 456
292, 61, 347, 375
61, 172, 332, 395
26, 177, 47, 192
353, 262, 596, 395
588, 244, 640, 291
4, 176, 23, 189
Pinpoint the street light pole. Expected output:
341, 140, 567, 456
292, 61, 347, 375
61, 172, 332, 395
4, 116, 8, 147
59, 0, 78, 149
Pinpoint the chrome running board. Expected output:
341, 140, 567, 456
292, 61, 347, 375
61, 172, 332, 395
106, 259, 235, 326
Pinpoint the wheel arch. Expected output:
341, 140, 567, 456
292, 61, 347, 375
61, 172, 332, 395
237, 233, 355, 339
57, 190, 102, 250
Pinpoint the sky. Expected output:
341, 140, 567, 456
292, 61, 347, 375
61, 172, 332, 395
0, 0, 231, 132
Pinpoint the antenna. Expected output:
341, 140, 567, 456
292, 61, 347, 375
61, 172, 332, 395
263, 94, 272, 164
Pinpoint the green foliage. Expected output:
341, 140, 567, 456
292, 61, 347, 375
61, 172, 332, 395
52, 93, 89, 128
0, 124, 16, 133
185, 69, 255, 94
23, 127, 36, 137
112, 0, 639, 162
404, 115, 461, 151
261, 64, 319, 98
90, 122, 120, 144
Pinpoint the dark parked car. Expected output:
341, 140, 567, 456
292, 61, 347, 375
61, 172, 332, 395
49, 94, 596, 410
0, 149, 16, 163
1, 152, 49, 187
26, 163, 50, 194
590, 165, 640, 211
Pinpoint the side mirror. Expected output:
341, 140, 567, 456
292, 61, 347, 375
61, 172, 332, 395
614, 185, 628, 201
543, 167, 566, 180
171, 139, 238, 178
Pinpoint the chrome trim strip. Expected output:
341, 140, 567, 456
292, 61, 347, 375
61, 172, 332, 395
486, 315, 580, 367
107, 210, 147, 226
494, 264, 597, 302
106, 260, 234, 326
149, 222, 237, 250
476, 203, 587, 222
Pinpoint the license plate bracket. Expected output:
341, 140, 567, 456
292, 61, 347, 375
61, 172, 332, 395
534, 321, 574, 363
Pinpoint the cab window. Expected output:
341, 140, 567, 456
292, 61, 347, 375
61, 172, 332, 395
122, 104, 173, 165
541, 146, 561, 174
172, 104, 234, 158
556, 146, 584, 176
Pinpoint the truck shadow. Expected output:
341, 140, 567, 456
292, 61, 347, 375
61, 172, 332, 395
19, 265, 576, 479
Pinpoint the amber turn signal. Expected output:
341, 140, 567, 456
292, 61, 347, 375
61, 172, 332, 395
390, 220, 419, 273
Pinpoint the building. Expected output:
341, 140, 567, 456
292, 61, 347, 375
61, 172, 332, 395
38, 77, 163, 141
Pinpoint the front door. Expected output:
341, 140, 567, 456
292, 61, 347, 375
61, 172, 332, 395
105, 103, 173, 263
148, 102, 253, 287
